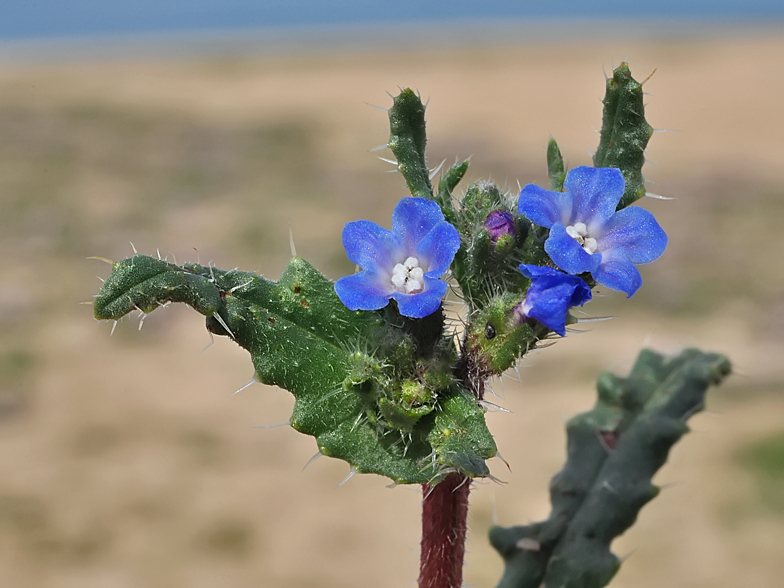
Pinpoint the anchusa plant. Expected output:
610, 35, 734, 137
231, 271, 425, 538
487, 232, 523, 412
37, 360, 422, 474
91, 63, 731, 588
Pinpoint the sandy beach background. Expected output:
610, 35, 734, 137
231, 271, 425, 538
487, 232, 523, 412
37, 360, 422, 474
0, 27, 783, 587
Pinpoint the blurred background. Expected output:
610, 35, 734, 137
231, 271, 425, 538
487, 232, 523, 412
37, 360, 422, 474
1, 2, 783, 587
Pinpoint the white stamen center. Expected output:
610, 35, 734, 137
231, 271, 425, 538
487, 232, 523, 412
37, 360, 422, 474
391, 257, 425, 294
565, 222, 598, 254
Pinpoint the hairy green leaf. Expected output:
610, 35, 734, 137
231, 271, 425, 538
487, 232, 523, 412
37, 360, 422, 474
94, 254, 496, 484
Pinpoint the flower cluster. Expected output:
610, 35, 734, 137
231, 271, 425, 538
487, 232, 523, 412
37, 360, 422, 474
334, 197, 460, 319
335, 166, 666, 335
518, 166, 667, 298
509, 166, 666, 333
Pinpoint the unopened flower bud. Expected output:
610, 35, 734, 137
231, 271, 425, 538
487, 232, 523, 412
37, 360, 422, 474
481, 211, 518, 258
483, 210, 516, 243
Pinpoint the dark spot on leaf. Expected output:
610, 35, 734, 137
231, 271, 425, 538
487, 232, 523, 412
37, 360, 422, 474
299, 299, 309, 308
267, 317, 276, 324
600, 430, 619, 449
484, 323, 496, 340
293, 285, 301, 293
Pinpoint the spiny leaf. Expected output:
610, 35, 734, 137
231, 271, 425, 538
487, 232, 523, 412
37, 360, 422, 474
388, 88, 433, 200
547, 138, 566, 192
93, 254, 222, 319
593, 62, 653, 210
490, 347, 731, 588
436, 159, 469, 223
94, 254, 496, 484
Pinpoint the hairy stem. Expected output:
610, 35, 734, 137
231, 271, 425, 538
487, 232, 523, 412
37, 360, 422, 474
417, 334, 489, 587
419, 473, 471, 588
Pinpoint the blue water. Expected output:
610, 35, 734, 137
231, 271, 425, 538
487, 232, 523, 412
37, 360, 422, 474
5, 0, 784, 40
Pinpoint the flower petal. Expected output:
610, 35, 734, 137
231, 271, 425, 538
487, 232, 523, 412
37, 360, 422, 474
518, 264, 562, 280
565, 166, 624, 230
518, 183, 573, 228
334, 272, 392, 311
524, 288, 571, 336
417, 220, 461, 276
568, 279, 593, 308
342, 220, 401, 273
598, 206, 667, 264
545, 222, 601, 275
519, 265, 591, 336
592, 250, 642, 297
393, 276, 447, 318
391, 198, 445, 255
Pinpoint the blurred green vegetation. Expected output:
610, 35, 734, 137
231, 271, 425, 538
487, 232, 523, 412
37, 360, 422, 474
737, 431, 784, 513
0, 102, 320, 256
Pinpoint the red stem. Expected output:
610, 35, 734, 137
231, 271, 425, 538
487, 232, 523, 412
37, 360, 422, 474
418, 472, 471, 588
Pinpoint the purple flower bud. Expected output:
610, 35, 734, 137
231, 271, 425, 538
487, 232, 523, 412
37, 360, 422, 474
483, 210, 516, 245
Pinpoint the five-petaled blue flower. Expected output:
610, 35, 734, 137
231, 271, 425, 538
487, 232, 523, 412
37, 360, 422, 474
518, 166, 667, 297
517, 265, 592, 336
335, 197, 461, 318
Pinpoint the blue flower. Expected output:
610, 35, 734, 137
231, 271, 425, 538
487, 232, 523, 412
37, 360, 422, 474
516, 265, 592, 336
518, 166, 667, 297
335, 197, 461, 318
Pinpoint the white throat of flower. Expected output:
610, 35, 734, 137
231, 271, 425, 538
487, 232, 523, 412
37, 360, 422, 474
391, 257, 425, 294
565, 222, 598, 254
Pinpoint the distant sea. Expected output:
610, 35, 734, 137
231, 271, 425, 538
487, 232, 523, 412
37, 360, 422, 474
5, 0, 783, 40
2, 1, 783, 63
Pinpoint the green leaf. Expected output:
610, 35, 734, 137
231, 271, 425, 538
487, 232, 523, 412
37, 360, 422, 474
93, 254, 222, 319
94, 254, 496, 484
436, 159, 469, 223
490, 348, 731, 588
388, 88, 433, 200
547, 137, 566, 192
593, 62, 653, 210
